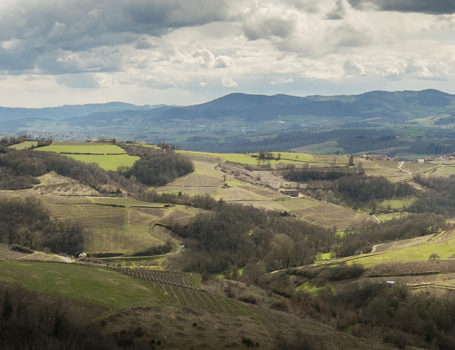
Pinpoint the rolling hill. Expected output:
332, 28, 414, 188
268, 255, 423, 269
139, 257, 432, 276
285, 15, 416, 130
3, 90, 455, 156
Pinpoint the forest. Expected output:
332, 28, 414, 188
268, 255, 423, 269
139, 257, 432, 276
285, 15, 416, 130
289, 170, 416, 211
0, 197, 84, 255
0, 284, 114, 350
171, 203, 335, 275
119, 144, 194, 186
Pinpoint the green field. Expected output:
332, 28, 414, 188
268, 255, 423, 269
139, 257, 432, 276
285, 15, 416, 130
35, 142, 139, 170
377, 197, 416, 211
65, 154, 139, 171
8, 141, 38, 149
37, 142, 127, 154
345, 231, 455, 267
0, 261, 250, 318
376, 212, 410, 223
0, 261, 165, 316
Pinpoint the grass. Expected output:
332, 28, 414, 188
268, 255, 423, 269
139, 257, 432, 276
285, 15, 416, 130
429, 164, 455, 178
36, 142, 127, 154
315, 252, 333, 261
376, 212, 410, 223
34, 142, 139, 171
178, 150, 314, 165
0, 261, 166, 316
377, 197, 416, 211
64, 154, 139, 171
346, 234, 455, 268
8, 141, 37, 149
296, 281, 334, 295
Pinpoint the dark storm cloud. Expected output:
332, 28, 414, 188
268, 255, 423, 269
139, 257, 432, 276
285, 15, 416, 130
0, 0, 228, 73
348, 0, 455, 14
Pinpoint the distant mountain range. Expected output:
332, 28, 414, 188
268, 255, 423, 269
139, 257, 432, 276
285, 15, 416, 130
2, 89, 455, 156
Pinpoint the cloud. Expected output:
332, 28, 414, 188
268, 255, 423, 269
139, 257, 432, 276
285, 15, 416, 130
326, 23, 372, 47
281, 0, 321, 13
221, 77, 238, 87
326, 0, 346, 19
1, 0, 455, 108
270, 77, 294, 85
242, 6, 297, 40
56, 73, 100, 88
0, 0, 229, 74
135, 37, 154, 50
214, 56, 229, 68
343, 59, 365, 76
347, 0, 455, 14
193, 49, 215, 68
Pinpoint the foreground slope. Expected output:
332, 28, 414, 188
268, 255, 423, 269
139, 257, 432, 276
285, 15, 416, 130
0, 260, 395, 349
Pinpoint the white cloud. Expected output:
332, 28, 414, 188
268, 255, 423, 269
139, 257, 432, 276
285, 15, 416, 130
0, 0, 455, 107
270, 77, 294, 85
56, 73, 100, 88
221, 77, 238, 87
343, 59, 365, 76
214, 56, 229, 68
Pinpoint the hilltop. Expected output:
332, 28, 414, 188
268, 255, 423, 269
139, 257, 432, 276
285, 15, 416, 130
3, 89, 455, 156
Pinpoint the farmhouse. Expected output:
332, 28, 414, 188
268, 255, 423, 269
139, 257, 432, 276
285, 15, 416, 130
282, 189, 299, 197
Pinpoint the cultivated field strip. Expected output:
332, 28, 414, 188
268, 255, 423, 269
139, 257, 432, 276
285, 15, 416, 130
117, 269, 195, 288
115, 268, 249, 316
45, 202, 126, 228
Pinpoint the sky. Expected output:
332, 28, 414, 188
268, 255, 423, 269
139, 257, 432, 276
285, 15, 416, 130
0, 0, 455, 107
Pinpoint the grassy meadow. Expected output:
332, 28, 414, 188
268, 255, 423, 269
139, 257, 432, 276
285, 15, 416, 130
0, 261, 165, 316
35, 142, 139, 171
66, 154, 139, 171
37, 142, 127, 154
8, 140, 38, 149
343, 230, 455, 268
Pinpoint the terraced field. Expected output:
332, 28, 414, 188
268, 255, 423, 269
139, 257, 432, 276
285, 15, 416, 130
116, 268, 250, 316
178, 150, 315, 165
402, 161, 435, 174
39, 195, 198, 255
156, 151, 374, 229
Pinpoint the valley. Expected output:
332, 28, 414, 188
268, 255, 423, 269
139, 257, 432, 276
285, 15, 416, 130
2, 137, 455, 349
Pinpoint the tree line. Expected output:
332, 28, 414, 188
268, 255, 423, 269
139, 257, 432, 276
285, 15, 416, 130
334, 213, 446, 257
260, 262, 455, 349
289, 171, 416, 211
171, 202, 336, 276
410, 175, 455, 216
119, 144, 194, 186
0, 197, 84, 256
0, 284, 118, 350
0, 148, 134, 192
0, 135, 52, 148
284, 165, 364, 181
296, 282, 455, 349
